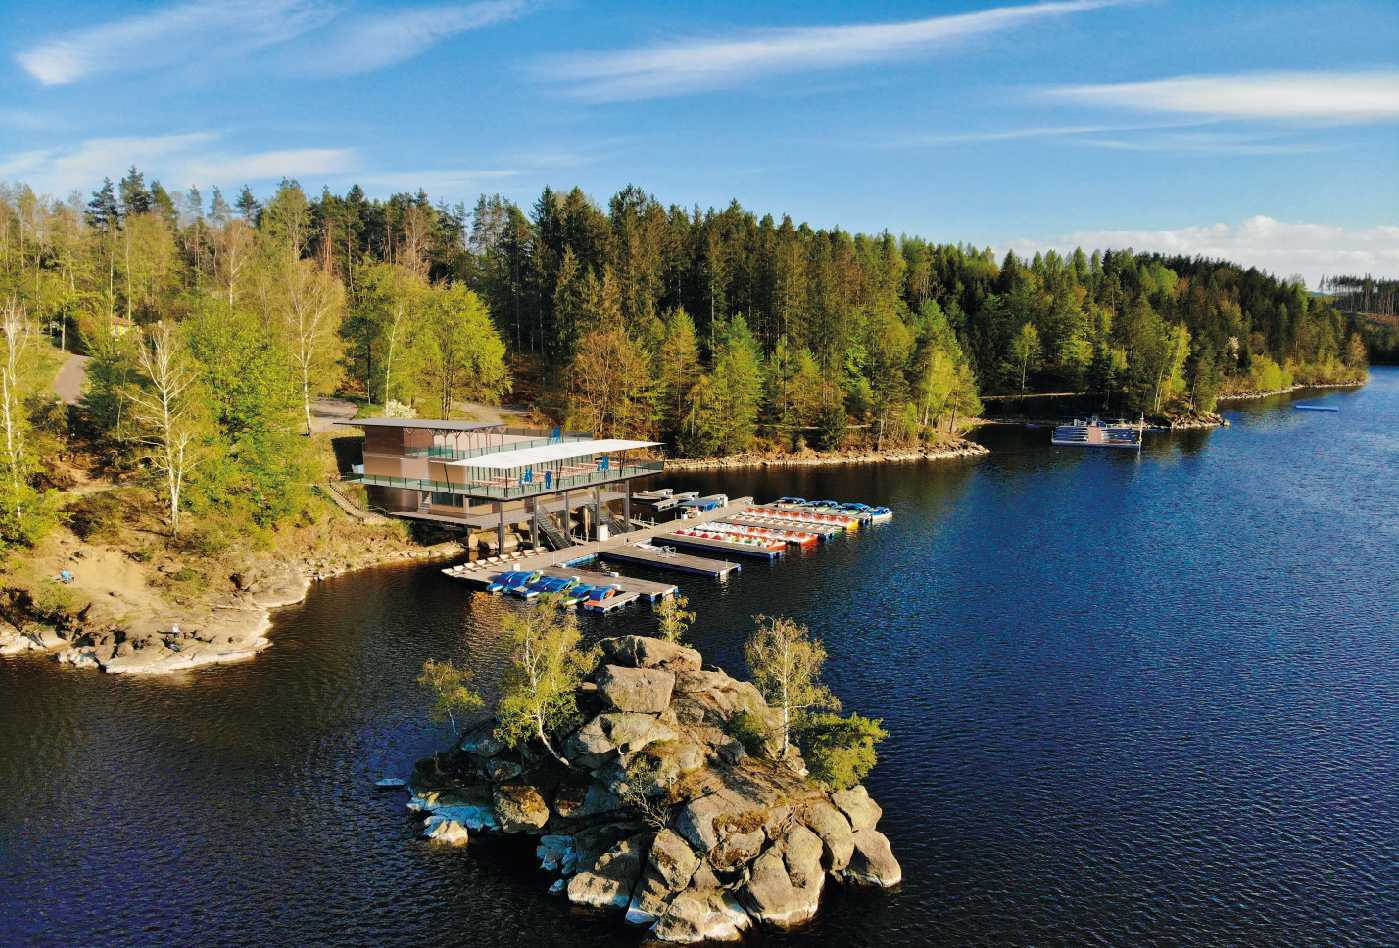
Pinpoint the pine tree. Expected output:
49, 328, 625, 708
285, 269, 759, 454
235, 185, 259, 222
118, 166, 152, 216
85, 178, 120, 231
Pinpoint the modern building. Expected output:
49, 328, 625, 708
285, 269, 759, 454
336, 418, 663, 554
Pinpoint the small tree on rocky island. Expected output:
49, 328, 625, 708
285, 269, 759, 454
495, 596, 597, 765
418, 658, 483, 737
743, 615, 839, 758
654, 593, 695, 645
794, 713, 888, 791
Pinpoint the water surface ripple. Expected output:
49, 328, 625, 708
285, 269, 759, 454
2, 369, 1397, 947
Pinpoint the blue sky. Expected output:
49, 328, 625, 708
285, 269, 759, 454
1, 0, 1396, 282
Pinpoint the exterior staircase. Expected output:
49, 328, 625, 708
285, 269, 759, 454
320, 482, 389, 525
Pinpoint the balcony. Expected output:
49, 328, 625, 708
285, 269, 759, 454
345, 459, 665, 499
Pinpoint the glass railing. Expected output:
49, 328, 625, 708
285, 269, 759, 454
345, 459, 665, 500
403, 432, 594, 461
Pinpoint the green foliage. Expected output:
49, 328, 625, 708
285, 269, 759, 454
179, 522, 231, 558
418, 658, 484, 735
743, 615, 840, 757
727, 711, 774, 759
794, 712, 889, 791
494, 597, 597, 764
816, 399, 846, 451
655, 593, 695, 645
67, 492, 125, 541
28, 578, 79, 622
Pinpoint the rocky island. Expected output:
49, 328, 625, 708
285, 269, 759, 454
405, 634, 900, 943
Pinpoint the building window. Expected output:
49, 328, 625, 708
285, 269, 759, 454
431, 492, 464, 507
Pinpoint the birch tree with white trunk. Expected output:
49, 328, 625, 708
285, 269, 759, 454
131, 321, 199, 538
744, 615, 840, 758
271, 259, 346, 435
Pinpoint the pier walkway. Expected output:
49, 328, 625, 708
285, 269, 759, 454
442, 496, 754, 587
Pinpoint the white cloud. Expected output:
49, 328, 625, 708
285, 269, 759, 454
549, 0, 1136, 101
0, 134, 353, 193
17, 0, 531, 85
1048, 72, 1399, 122
1005, 217, 1399, 286
295, 0, 530, 75
18, 0, 338, 85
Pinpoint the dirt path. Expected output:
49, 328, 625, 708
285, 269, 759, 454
456, 401, 531, 425
309, 397, 358, 433
54, 354, 90, 405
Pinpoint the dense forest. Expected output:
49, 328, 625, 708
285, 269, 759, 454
1319, 275, 1399, 362
0, 170, 1375, 551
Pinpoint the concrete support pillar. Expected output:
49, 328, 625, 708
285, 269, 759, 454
594, 486, 602, 540
530, 499, 539, 550
497, 503, 506, 554
563, 490, 570, 541
623, 480, 631, 530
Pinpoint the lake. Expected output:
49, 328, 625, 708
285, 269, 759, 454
2, 368, 1396, 947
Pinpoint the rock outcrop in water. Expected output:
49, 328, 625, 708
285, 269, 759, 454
406, 635, 900, 942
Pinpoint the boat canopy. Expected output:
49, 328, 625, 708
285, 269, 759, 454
443, 439, 661, 471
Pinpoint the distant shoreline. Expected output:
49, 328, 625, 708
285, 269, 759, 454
664, 440, 989, 471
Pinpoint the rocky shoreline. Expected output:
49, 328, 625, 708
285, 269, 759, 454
0, 542, 463, 675
667, 439, 988, 471
403, 635, 900, 943
1217, 379, 1366, 401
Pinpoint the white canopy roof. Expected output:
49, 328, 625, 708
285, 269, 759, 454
446, 439, 661, 471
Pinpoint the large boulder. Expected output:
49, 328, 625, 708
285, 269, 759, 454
782, 825, 824, 889
843, 829, 901, 886
553, 784, 626, 820
798, 800, 854, 871
736, 846, 795, 918
832, 785, 883, 832
648, 828, 701, 891
675, 789, 759, 850
493, 785, 550, 832
651, 889, 752, 944
708, 829, 763, 871
596, 665, 675, 713
625, 867, 675, 926
672, 669, 731, 694
623, 831, 702, 926
566, 834, 650, 909
572, 822, 644, 873
600, 636, 702, 672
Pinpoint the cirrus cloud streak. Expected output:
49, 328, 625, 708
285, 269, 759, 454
550, 0, 1138, 101
1047, 72, 1399, 122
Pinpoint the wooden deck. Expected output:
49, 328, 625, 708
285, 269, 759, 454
442, 496, 755, 583
601, 543, 740, 578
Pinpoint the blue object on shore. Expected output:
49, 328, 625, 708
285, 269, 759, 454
1295, 405, 1338, 412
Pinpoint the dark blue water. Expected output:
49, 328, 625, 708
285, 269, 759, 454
2, 369, 1396, 947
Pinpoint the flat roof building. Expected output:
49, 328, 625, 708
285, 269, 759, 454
336, 418, 664, 556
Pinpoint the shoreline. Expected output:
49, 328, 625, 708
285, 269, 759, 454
1216, 379, 1367, 401
2, 540, 465, 676
666, 440, 989, 471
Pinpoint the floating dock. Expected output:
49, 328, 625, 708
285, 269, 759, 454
666, 532, 784, 559
601, 543, 741, 578
722, 513, 846, 539
1295, 404, 1338, 412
